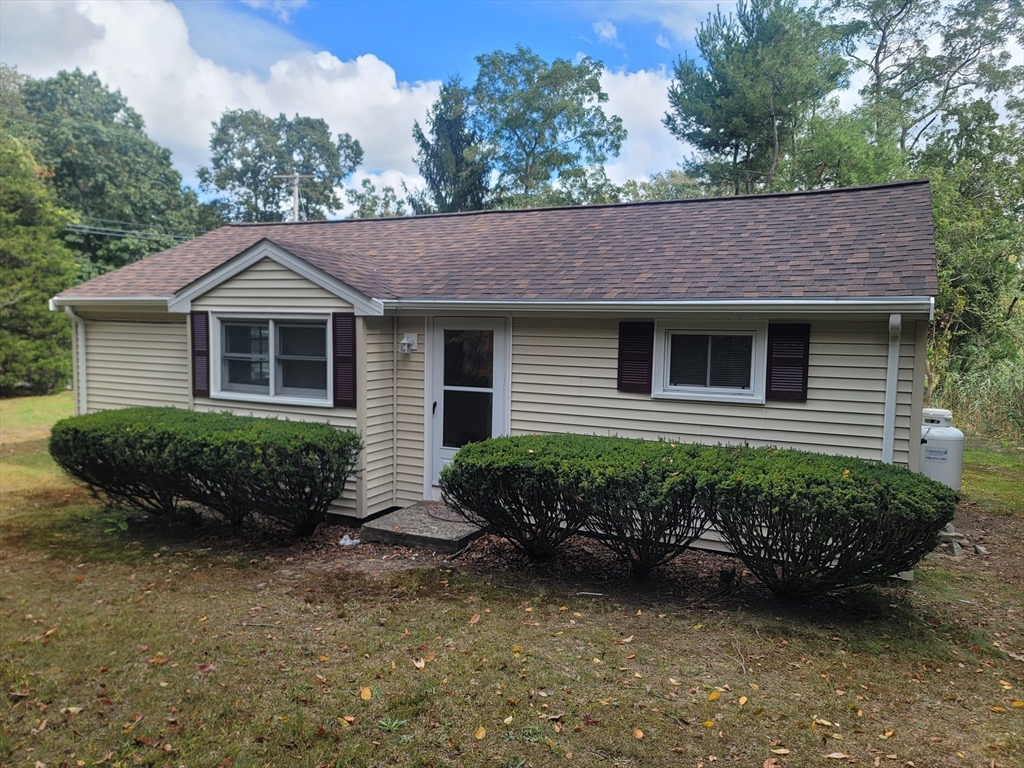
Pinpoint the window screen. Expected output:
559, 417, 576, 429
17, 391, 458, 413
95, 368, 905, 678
668, 333, 752, 390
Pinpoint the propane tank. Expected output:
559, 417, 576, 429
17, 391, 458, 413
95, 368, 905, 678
920, 408, 964, 492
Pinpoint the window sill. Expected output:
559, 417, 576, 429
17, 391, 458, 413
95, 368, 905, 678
208, 391, 336, 409
652, 389, 766, 405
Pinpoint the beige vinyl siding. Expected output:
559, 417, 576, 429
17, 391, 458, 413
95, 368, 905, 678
362, 317, 397, 515
510, 317, 915, 465
395, 317, 426, 505
193, 257, 351, 311
85, 318, 190, 412
358, 316, 427, 512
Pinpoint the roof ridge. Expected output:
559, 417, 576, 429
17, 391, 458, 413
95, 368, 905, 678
228, 178, 932, 227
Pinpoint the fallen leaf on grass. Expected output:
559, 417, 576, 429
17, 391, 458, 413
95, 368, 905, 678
764, 759, 781, 768
413, 658, 426, 670
879, 729, 894, 739
708, 691, 721, 701
503, 715, 513, 725
703, 720, 715, 728
770, 748, 790, 755
1011, 700, 1023, 708
470, 614, 480, 625
360, 687, 372, 701
60, 706, 83, 715
198, 663, 215, 673
633, 727, 644, 739
474, 726, 486, 739
337, 715, 355, 726
824, 753, 849, 759
991, 706, 1006, 712
614, 636, 634, 645
739, 696, 748, 706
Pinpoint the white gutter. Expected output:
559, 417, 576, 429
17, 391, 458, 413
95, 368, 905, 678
50, 296, 172, 310
882, 313, 902, 464
383, 297, 935, 317
63, 305, 88, 416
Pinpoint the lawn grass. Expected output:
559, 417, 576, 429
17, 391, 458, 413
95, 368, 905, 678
962, 443, 1024, 517
2, 394, 1023, 768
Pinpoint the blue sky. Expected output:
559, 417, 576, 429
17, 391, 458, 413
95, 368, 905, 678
2, 0, 727, 206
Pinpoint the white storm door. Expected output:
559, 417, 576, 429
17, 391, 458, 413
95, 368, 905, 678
431, 318, 508, 487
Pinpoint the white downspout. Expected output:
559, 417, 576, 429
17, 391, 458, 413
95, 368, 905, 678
882, 313, 902, 464
64, 305, 87, 415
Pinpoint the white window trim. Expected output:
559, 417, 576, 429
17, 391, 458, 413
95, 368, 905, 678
209, 311, 334, 408
651, 320, 767, 404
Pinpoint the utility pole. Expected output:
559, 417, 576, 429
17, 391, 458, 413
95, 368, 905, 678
273, 173, 315, 222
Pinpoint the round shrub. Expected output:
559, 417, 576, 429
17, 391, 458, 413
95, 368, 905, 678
49, 407, 196, 517
578, 440, 720, 579
49, 407, 362, 536
711, 447, 958, 598
439, 434, 592, 560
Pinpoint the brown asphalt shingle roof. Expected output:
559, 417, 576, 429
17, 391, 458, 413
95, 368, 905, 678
58, 180, 937, 302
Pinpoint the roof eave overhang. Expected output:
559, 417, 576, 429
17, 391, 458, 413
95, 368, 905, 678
49, 296, 173, 311
382, 297, 936, 320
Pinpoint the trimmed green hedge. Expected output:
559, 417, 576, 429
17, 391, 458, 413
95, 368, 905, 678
439, 435, 591, 559
711, 447, 957, 598
575, 439, 721, 579
440, 434, 958, 595
49, 408, 362, 535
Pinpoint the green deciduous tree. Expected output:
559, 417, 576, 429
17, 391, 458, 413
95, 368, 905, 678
619, 169, 702, 201
834, 0, 1024, 151
473, 45, 626, 203
664, 0, 849, 194
198, 109, 363, 222
410, 76, 490, 214
345, 178, 407, 219
917, 101, 1023, 388
13, 69, 200, 278
0, 135, 78, 396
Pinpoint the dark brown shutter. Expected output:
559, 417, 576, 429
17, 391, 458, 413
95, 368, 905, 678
617, 321, 654, 394
332, 312, 356, 408
766, 323, 810, 402
191, 311, 210, 397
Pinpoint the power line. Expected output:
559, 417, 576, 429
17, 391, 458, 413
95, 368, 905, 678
65, 224, 191, 243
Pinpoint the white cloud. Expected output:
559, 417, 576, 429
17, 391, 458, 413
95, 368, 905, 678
593, 20, 619, 44
601, 66, 688, 184
0, 0, 439, 195
582, 1, 735, 50
655, 33, 670, 49
174, 1, 311, 74
239, 0, 308, 23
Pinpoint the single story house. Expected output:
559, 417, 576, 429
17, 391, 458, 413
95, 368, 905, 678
51, 180, 937, 521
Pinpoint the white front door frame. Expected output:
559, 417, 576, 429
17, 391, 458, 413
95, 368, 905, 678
426, 316, 510, 496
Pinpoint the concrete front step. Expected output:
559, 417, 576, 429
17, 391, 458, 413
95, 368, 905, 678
359, 501, 483, 554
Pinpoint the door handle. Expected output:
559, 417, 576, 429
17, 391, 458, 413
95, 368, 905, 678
432, 401, 437, 415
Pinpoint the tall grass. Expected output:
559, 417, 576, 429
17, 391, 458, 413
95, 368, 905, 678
937, 353, 1024, 442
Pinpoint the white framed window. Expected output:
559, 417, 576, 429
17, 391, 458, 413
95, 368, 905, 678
652, 321, 767, 404
211, 314, 331, 406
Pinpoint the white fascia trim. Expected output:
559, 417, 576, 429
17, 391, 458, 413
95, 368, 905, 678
383, 297, 935, 317
50, 296, 172, 311
166, 240, 385, 316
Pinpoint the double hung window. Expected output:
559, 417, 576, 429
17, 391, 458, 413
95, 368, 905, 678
219, 318, 328, 401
